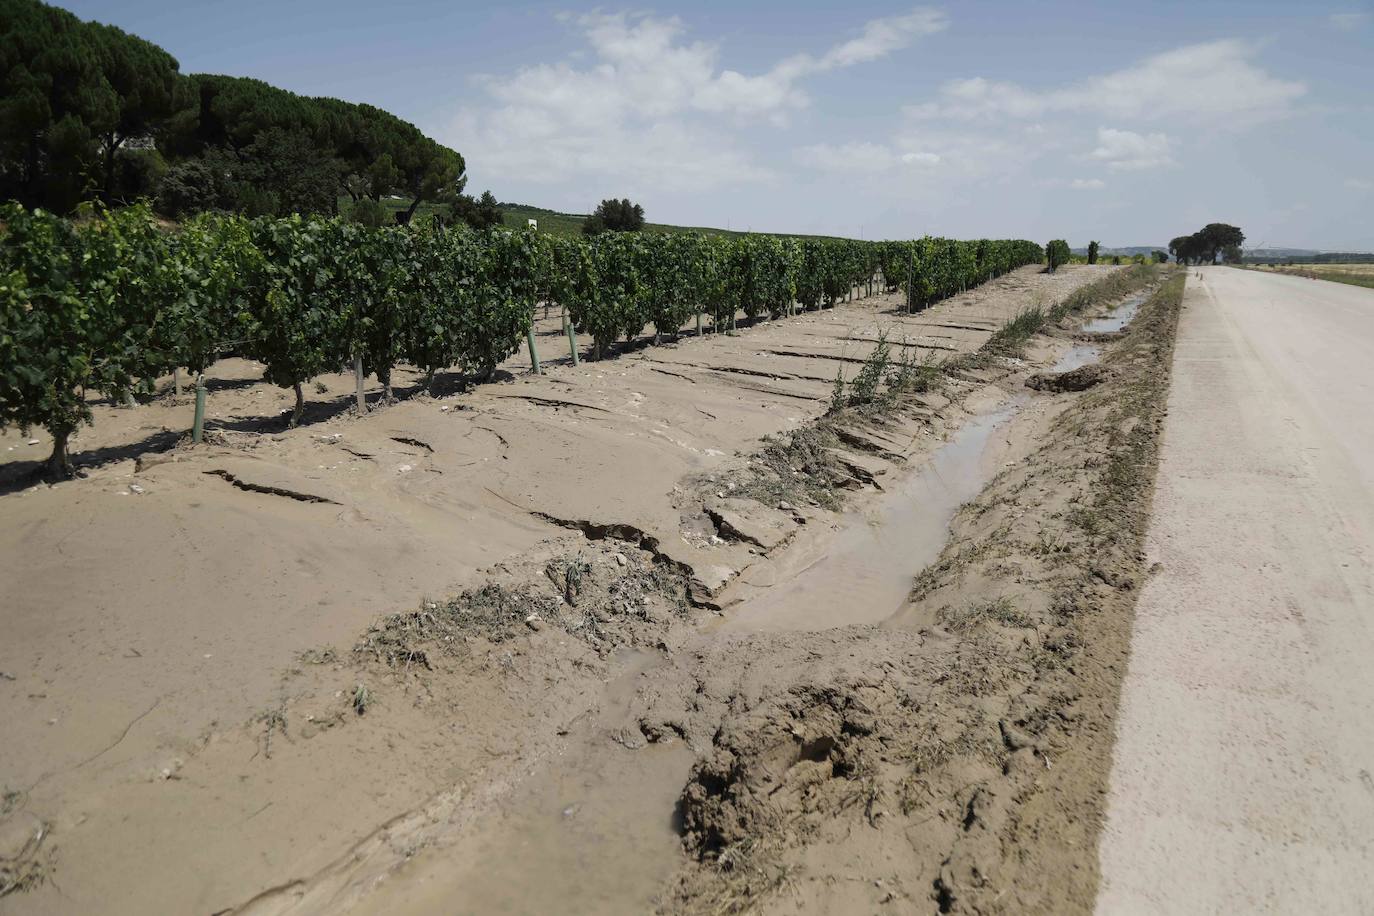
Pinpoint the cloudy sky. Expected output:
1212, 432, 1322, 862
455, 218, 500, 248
68, 0, 1374, 248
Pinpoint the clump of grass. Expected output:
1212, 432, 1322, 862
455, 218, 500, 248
983, 306, 1046, 358
938, 596, 1033, 632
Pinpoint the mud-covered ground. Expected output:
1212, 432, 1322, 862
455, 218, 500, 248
0, 265, 1178, 914
660, 273, 1183, 914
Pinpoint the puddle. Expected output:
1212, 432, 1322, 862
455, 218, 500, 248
1081, 290, 1148, 333
717, 400, 1024, 632
1052, 342, 1101, 372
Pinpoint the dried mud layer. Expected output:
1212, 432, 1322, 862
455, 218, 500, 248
0, 265, 1161, 915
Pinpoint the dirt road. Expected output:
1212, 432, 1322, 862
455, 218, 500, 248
1097, 268, 1374, 911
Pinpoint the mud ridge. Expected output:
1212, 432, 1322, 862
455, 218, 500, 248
530, 510, 723, 607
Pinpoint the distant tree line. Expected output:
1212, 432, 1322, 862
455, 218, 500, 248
1169, 223, 1245, 265
1242, 252, 1373, 265
582, 198, 646, 235
0, 0, 504, 227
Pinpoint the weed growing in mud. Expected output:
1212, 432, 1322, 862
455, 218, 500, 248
351, 683, 371, 715
886, 345, 943, 396
253, 706, 289, 760
939, 596, 1033, 632
983, 306, 1046, 358
847, 331, 891, 406
546, 554, 592, 605
828, 367, 846, 414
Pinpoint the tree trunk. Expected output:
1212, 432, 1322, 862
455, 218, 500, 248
401, 195, 422, 225
47, 428, 73, 479
290, 382, 305, 427
102, 134, 118, 206
379, 367, 394, 403
354, 356, 367, 413
174, 367, 183, 399
424, 367, 436, 394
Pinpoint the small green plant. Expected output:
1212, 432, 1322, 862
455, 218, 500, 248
351, 683, 371, 715
828, 368, 846, 414
887, 345, 942, 394
846, 331, 890, 407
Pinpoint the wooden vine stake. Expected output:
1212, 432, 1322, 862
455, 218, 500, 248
191, 374, 207, 444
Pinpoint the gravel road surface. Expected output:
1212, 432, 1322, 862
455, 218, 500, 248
1098, 267, 1374, 912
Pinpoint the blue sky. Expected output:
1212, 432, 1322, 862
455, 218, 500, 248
67, 0, 1374, 248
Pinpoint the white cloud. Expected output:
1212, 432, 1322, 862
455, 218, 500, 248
1346, 178, 1374, 192
446, 9, 947, 192
907, 39, 1305, 126
817, 9, 948, 68
901, 151, 942, 165
1070, 178, 1107, 190
1087, 128, 1175, 171
795, 142, 943, 173
1329, 12, 1370, 30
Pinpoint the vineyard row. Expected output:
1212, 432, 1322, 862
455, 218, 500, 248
0, 202, 1044, 475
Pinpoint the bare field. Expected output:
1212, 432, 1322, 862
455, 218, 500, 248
0, 264, 1178, 914
1247, 262, 1374, 290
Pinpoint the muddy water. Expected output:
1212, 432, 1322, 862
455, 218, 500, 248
1050, 291, 1150, 372
1082, 290, 1148, 333
717, 399, 1025, 633
354, 648, 694, 916
1053, 343, 1102, 372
